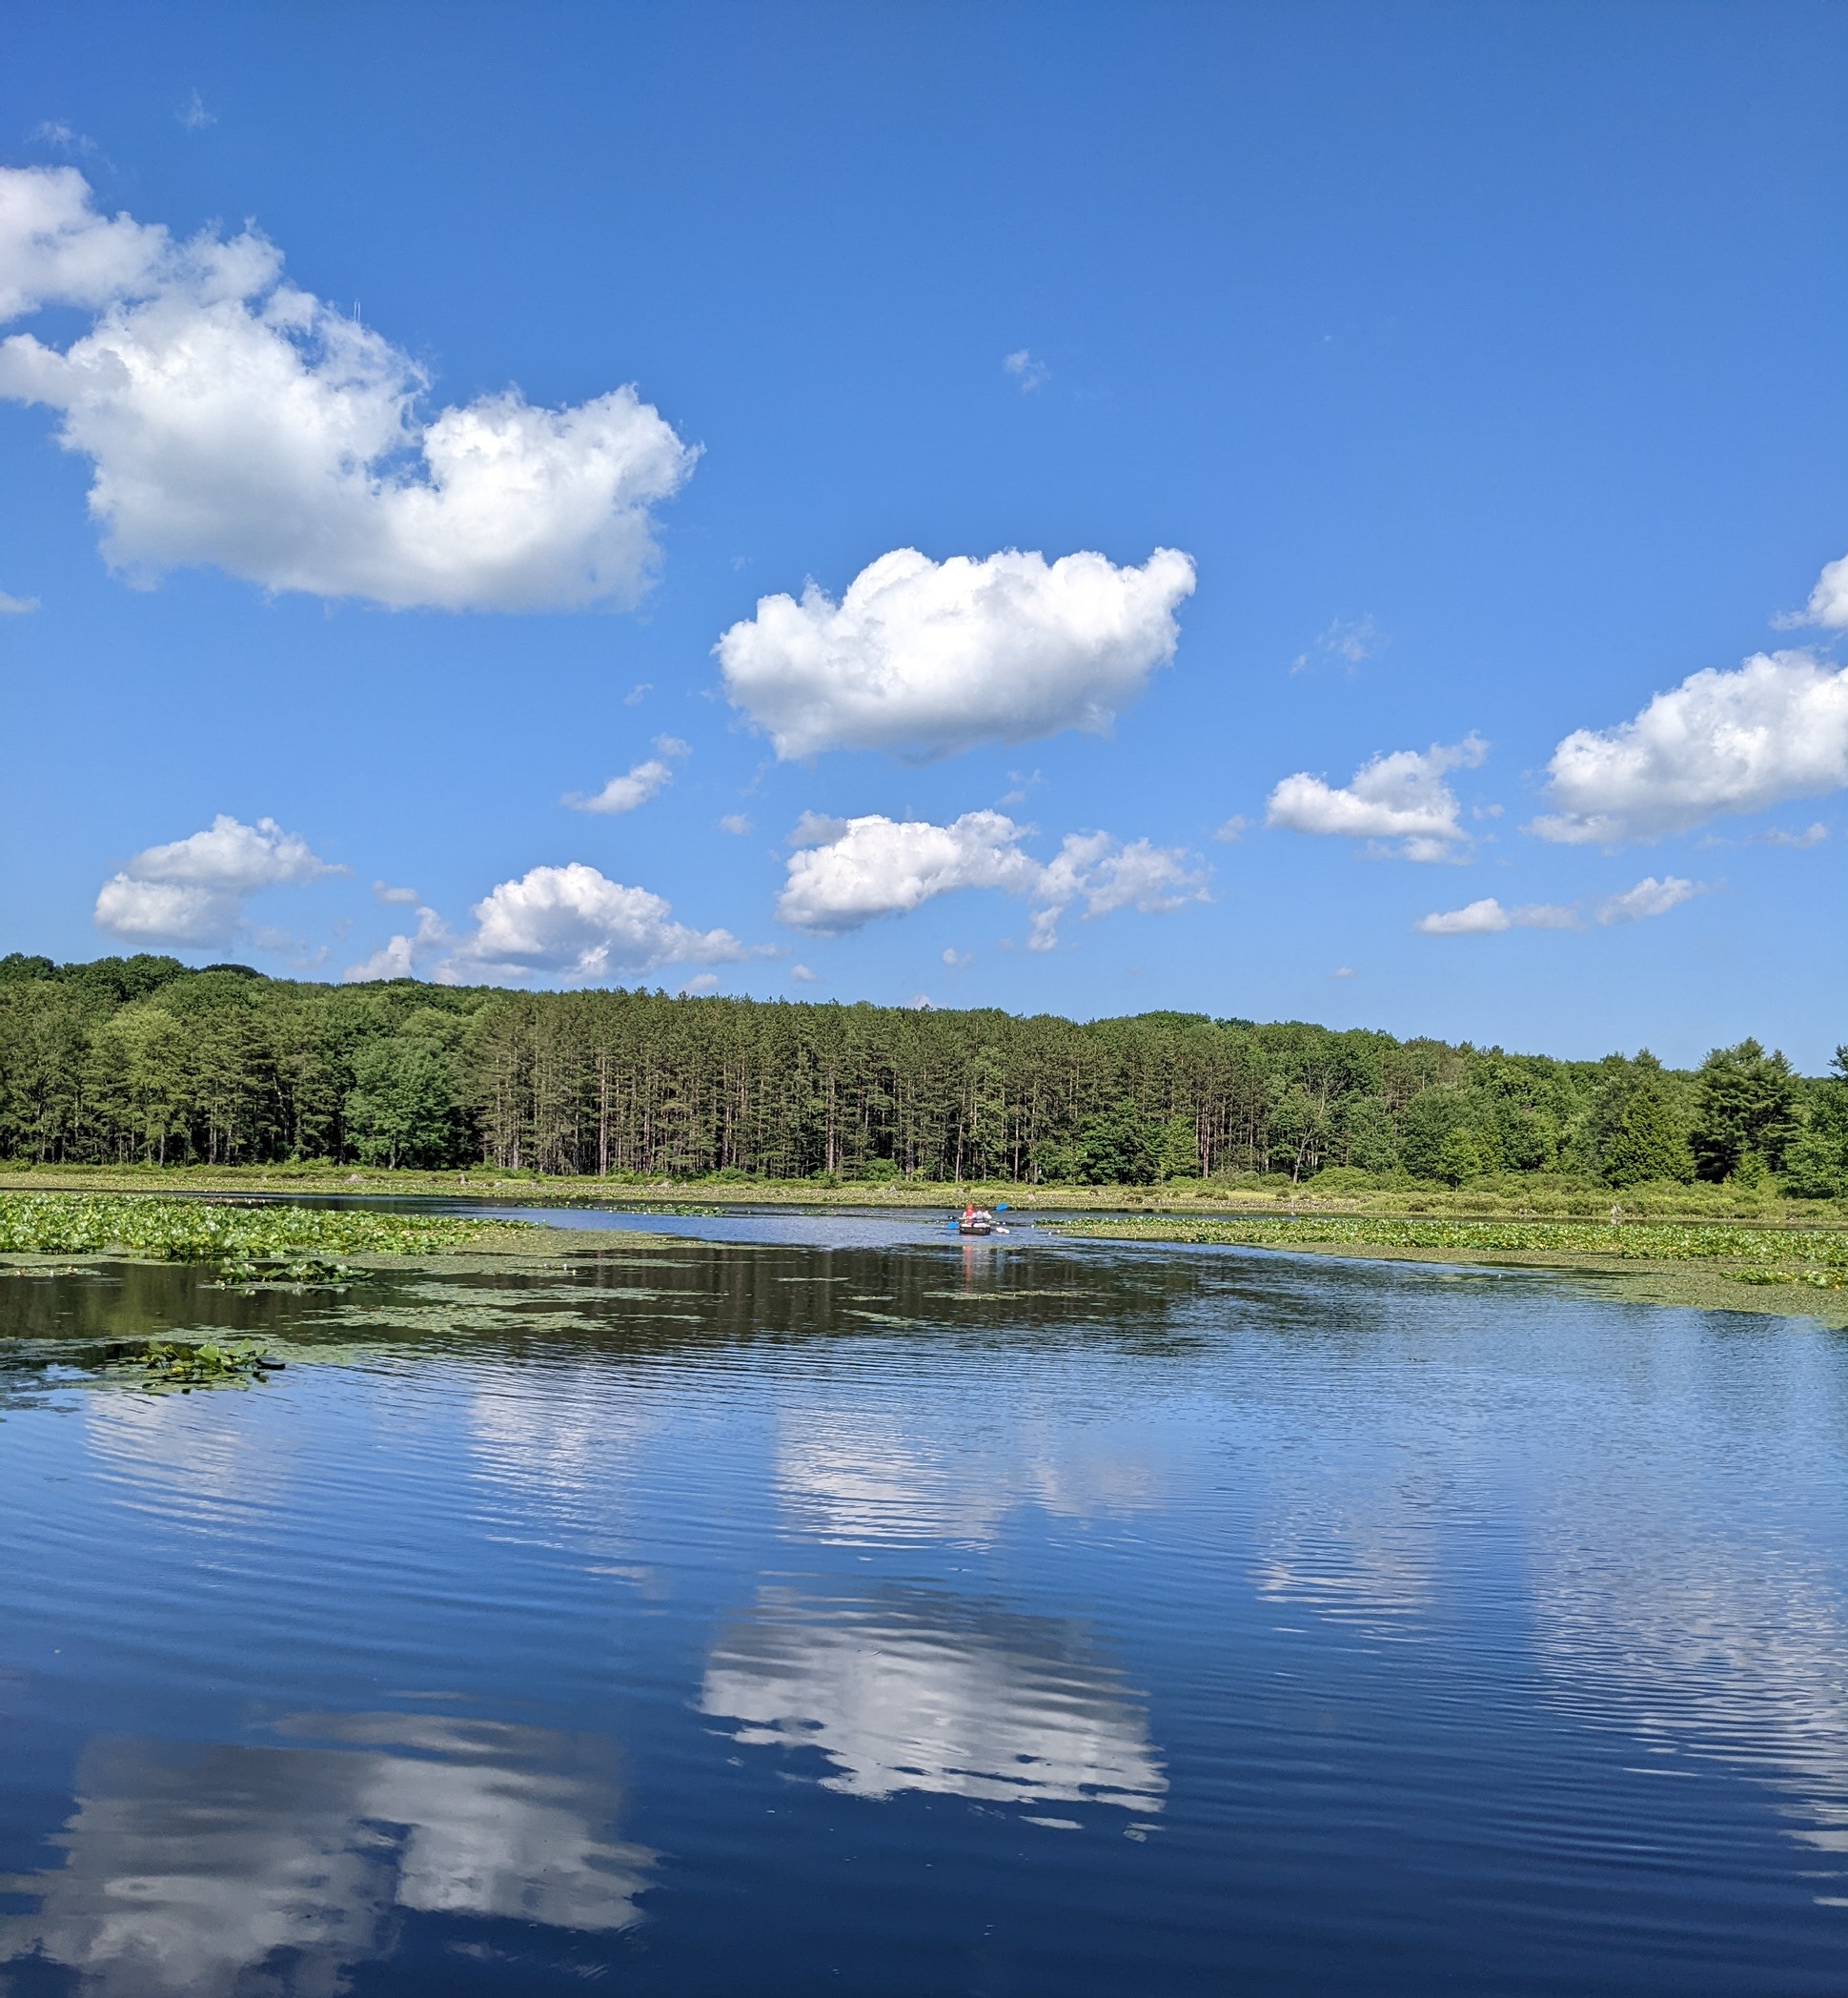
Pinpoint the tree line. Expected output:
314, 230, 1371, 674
2, 952, 1844, 1193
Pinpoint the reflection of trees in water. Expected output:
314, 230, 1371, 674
0, 1714, 653, 1997
701, 1585, 1166, 1812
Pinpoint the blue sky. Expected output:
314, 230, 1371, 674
2, 1, 1844, 1068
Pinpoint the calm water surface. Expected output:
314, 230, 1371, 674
3, 1207, 1846, 1994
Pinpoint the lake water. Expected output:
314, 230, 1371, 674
3, 1207, 1847, 1995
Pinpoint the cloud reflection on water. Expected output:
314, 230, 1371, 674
701, 1586, 1166, 1812
0, 1713, 653, 1996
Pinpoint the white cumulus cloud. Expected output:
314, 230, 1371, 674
0, 165, 163, 319
94, 813, 341, 947
345, 905, 449, 982
1267, 735, 1487, 861
1529, 651, 1848, 845
0, 587, 36, 613
776, 809, 1206, 949
454, 863, 752, 983
0, 166, 695, 611
717, 546, 1196, 760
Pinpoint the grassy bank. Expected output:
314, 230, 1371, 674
1047, 1213, 1848, 1327
0, 1161, 1840, 1226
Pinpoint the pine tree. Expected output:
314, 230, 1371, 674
1600, 1082, 1694, 1186
1691, 1040, 1798, 1181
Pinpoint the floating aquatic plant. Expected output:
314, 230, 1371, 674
0, 1193, 536, 1274
112, 1339, 285, 1391
1049, 1213, 1848, 1270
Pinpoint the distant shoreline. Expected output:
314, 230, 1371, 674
1, 1160, 1841, 1229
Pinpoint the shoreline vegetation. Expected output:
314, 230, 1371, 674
1, 1157, 1843, 1224
1045, 1213, 1848, 1329
5, 957, 1845, 1205
0, 1192, 555, 1290
1, 1180, 1844, 1329
3, 955, 1844, 1325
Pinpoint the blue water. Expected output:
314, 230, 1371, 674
2, 1209, 1846, 1994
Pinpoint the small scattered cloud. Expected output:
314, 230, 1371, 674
1805, 548, 1848, 627
624, 683, 651, 705
564, 736, 689, 816
1752, 821, 1828, 848
30, 122, 103, 163
372, 880, 419, 905
1267, 734, 1487, 861
178, 88, 215, 131
1594, 874, 1700, 925
1003, 348, 1048, 392
345, 904, 448, 981
0, 588, 38, 613
718, 812, 753, 836
1290, 616, 1384, 676
1212, 814, 1247, 843
95, 813, 343, 947
567, 760, 673, 815
1332, 966, 1354, 979
789, 963, 821, 984
0, 165, 696, 612
942, 947, 973, 968
679, 972, 721, 996
775, 809, 1207, 951
718, 546, 1195, 760
1415, 875, 1701, 936
1528, 651, 1848, 845
1415, 897, 1572, 936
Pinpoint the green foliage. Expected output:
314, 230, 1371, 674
0, 1193, 527, 1265
116, 1339, 282, 1389
1434, 1128, 1485, 1188
0, 955, 1838, 1193
1600, 1070, 1695, 1187
1398, 1088, 1472, 1181
1691, 1039, 1798, 1180
1053, 1213, 1848, 1271
1156, 1114, 1201, 1180
1077, 1106, 1160, 1185
343, 1011, 466, 1168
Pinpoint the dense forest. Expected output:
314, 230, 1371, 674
1, 952, 1844, 1193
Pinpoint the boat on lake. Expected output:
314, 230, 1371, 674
957, 1205, 1008, 1236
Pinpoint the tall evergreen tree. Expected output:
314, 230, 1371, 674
1690, 1040, 1798, 1181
